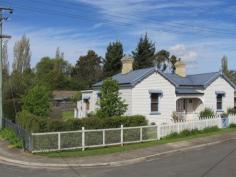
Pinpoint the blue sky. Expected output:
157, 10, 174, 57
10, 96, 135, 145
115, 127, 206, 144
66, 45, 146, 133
2, 0, 236, 74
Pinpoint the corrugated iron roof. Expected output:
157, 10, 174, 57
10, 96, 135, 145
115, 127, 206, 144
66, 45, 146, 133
93, 67, 236, 90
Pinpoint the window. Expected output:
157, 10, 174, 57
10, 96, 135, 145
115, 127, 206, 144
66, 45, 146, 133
234, 97, 236, 109
84, 99, 90, 111
151, 93, 160, 113
216, 94, 223, 111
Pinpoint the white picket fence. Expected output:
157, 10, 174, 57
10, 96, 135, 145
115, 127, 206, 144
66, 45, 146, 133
31, 115, 236, 153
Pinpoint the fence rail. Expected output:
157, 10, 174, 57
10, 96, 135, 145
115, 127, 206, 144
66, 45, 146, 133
3, 118, 32, 151
30, 115, 236, 153
2, 115, 236, 153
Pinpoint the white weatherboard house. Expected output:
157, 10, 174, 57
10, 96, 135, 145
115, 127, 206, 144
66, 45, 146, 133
75, 56, 236, 124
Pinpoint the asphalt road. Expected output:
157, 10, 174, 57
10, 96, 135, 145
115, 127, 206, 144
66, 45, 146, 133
0, 140, 236, 177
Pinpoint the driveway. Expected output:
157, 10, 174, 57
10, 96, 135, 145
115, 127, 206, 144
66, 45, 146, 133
0, 140, 236, 177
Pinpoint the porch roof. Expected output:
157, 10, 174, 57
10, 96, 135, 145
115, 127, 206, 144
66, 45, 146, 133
176, 88, 204, 95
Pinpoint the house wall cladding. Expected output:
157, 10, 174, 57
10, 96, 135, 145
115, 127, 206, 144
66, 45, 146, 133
203, 76, 234, 112
131, 72, 176, 123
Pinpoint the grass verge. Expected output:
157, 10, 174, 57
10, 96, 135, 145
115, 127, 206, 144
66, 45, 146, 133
0, 128, 23, 148
38, 126, 236, 158
62, 111, 74, 121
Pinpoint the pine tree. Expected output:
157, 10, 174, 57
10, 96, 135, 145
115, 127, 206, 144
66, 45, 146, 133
132, 33, 156, 70
103, 41, 123, 77
75, 50, 103, 89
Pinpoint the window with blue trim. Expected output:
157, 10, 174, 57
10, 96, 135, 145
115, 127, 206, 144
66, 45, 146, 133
150, 93, 160, 113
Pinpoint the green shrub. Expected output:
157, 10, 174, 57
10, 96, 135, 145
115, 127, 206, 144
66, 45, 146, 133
0, 128, 23, 148
180, 130, 192, 136
227, 108, 236, 115
229, 124, 236, 128
202, 126, 219, 133
22, 85, 51, 117
16, 111, 147, 133
199, 108, 215, 118
221, 112, 229, 118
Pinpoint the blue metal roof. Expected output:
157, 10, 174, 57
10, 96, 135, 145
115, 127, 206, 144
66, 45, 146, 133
93, 67, 236, 90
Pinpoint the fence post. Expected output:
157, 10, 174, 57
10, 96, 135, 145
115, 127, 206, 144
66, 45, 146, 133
82, 127, 85, 151
103, 129, 105, 146
140, 127, 143, 142
58, 132, 61, 150
121, 125, 123, 146
157, 125, 161, 140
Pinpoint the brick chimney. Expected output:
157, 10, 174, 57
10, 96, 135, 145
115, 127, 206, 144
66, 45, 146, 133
174, 60, 186, 77
121, 55, 134, 74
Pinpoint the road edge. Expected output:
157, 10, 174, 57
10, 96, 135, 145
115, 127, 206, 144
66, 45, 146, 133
0, 137, 235, 169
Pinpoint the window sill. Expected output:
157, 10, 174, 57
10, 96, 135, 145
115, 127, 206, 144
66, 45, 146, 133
216, 110, 224, 112
150, 112, 161, 115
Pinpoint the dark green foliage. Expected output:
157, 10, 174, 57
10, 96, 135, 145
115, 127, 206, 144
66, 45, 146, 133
199, 108, 215, 118
221, 112, 229, 118
73, 50, 103, 89
35, 56, 73, 90
16, 111, 147, 133
227, 108, 236, 115
98, 78, 127, 117
132, 33, 156, 70
3, 69, 36, 120
103, 41, 123, 77
22, 85, 51, 117
154, 50, 170, 71
229, 124, 236, 128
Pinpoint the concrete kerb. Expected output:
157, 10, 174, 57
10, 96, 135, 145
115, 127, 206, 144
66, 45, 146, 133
0, 137, 235, 169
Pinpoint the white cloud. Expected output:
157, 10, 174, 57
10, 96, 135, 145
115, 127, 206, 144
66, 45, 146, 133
76, 0, 221, 24
169, 44, 198, 65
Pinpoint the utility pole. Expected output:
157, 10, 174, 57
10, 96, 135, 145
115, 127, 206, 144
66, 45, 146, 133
0, 7, 13, 130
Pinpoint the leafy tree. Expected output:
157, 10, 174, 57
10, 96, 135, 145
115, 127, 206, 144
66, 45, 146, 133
170, 55, 178, 72
154, 50, 170, 71
154, 50, 180, 72
35, 55, 73, 90
74, 50, 103, 89
98, 78, 127, 117
132, 33, 156, 69
103, 41, 123, 77
12, 35, 31, 73
22, 85, 51, 117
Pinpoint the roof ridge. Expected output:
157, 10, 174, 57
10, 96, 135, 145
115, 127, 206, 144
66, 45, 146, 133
187, 71, 219, 76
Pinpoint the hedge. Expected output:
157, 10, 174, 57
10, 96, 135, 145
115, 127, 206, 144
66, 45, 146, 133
16, 111, 147, 133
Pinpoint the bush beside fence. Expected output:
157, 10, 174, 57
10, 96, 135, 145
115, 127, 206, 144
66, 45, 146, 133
3, 115, 236, 153
31, 115, 236, 153
16, 111, 147, 133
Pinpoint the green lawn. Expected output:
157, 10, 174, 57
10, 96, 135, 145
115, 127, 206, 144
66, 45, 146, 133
62, 111, 74, 121
38, 127, 236, 158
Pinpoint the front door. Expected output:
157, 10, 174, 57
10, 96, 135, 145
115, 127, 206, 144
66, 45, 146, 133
187, 99, 193, 113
